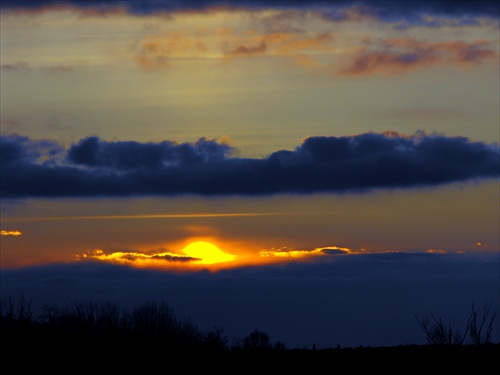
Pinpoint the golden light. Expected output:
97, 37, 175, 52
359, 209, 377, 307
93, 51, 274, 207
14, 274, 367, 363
0, 230, 22, 236
182, 241, 236, 265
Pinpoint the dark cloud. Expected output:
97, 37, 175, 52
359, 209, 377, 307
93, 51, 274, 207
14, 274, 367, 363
1, 1, 498, 20
322, 248, 348, 255
66, 136, 231, 170
1, 132, 498, 198
151, 254, 197, 262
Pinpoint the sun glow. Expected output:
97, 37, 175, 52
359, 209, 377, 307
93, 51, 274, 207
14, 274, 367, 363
182, 241, 236, 265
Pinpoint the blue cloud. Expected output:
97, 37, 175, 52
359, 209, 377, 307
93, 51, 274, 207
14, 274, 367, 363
1, 132, 498, 198
1, 1, 498, 20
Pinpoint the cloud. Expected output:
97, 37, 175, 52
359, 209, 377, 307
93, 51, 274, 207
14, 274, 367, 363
78, 242, 239, 270
1, 2, 498, 34
135, 31, 210, 69
1, 131, 498, 198
223, 31, 335, 59
260, 246, 352, 258
225, 42, 267, 57
1, 1, 498, 21
0, 62, 86, 73
0, 62, 31, 71
135, 28, 336, 69
130, 20, 496, 74
3, 2, 496, 75
78, 249, 198, 269
337, 38, 498, 76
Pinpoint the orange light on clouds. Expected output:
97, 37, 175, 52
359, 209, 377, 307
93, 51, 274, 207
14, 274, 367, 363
0, 230, 22, 236
474, 242, 488, 248
79, 249, 195, 270
259, 246, 351, 258
76, 241, 360, 272
426, 248, 447, 254
78, 240, 237, 271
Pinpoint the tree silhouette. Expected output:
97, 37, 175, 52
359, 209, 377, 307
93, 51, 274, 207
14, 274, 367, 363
242, 329, 273, 350
467, 299, 496, 345
1, 294, 498, 357
416, 298, 497, 346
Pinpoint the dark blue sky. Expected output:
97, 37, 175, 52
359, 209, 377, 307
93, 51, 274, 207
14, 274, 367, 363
2, 251, 498, 348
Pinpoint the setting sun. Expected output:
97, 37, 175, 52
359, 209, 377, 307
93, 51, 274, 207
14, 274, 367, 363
182, 241, 236, 265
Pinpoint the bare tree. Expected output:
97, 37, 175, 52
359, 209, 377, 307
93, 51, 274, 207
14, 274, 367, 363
0, 295, 33, 322
415, 314, 467, 345
467, 299, 496, 345
416, 298, 497, 346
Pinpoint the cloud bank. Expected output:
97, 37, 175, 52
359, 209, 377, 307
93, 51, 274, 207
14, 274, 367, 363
1, 131, 498, 198
1, 0, 498, 20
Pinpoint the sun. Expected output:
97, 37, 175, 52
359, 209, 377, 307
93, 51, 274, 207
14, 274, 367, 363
182, 241, 236, 265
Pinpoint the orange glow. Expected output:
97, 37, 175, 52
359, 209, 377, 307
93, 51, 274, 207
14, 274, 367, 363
77, 241, 358, 271
0, 230, 22, 236
259, 246, 352, 258
182, 241, 236, 265
78, 240, 238, 272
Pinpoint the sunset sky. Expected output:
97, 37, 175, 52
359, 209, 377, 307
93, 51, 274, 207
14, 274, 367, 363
1, 0, 499, 349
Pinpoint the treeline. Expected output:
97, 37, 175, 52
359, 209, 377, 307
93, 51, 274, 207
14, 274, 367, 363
0, 296, 284, 352
1, 295, 498, 357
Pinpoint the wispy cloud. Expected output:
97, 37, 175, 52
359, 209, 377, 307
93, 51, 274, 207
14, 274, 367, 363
337, 38, 498, 76
6, 213, 289, 222
131, 18, 497, 75
2, 3, 496, 76
0, 62, 86, 73
135, 28, 336, 69
135, 30, 211, 69
1, 131, 498, 198
0, 62, 31, 71
133, 26, 497, 75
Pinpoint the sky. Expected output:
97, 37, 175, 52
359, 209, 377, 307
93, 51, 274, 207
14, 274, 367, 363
1, 0, 499, 349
